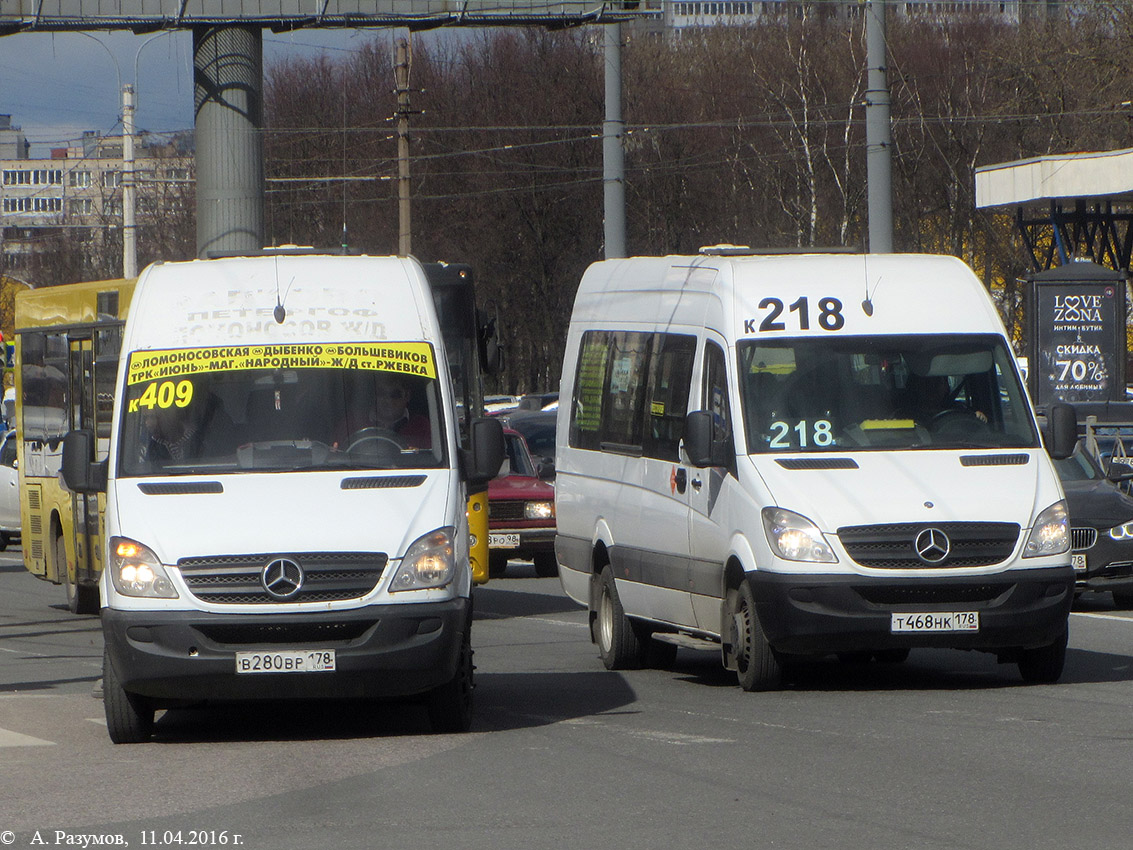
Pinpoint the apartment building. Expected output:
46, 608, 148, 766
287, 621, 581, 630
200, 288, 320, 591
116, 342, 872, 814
630, 0, 1069, 33
0, 118, 193, 273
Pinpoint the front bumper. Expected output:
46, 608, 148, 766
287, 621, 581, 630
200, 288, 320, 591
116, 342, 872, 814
102, 597, 470, 704
748, 566, 1073, 656
1071, 535, 1133, 594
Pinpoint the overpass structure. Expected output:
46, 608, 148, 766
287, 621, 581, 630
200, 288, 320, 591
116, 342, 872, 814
975, 148, 1133, 273
0, 1, 653, 258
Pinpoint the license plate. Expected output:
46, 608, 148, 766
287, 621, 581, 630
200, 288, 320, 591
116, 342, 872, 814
235, 649, 336, 674
489, 533, 520, 549
891, 612, 979, 633
1072, 553, 1087, 571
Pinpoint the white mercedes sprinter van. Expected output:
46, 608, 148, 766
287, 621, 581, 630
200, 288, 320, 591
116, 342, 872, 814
555, 250, 1078, 689
63, 254, 503, 741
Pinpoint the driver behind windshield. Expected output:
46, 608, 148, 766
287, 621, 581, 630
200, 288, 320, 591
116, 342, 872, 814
332, 373, 432, 450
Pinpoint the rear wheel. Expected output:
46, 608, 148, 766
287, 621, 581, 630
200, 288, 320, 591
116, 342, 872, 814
102, 647, 154, 744
1017, 628, 1068, 684
427, 615, 474, 734
595, 566, 641, 670
729, 582, 781, 692
57, 533, 98, 615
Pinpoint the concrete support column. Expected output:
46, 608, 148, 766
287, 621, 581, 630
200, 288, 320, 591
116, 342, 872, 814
603, 23, 626, 260
193, 25, 264, 258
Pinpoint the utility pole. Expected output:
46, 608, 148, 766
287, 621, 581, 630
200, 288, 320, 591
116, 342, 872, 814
396, 38, 413, 256
865, 0, 893, 253
603, 24, 626, 259
122, 83, 137, 278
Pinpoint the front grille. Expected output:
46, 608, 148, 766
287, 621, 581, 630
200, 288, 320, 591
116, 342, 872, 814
490, 500, 526, 522
1071, 527, 1098, 551
837, 522, 1020, 568
177, 552, 387, 604
195, 621, 376, 646
856, 584, 1007, 606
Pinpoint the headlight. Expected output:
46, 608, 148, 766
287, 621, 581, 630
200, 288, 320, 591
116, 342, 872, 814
524, 501, 555, 520
1024, 501, 1070, 557
761, 507, 838, 563
1109, 521, 1133, 541
108, 537, 179, 598
389, 527, 457, 592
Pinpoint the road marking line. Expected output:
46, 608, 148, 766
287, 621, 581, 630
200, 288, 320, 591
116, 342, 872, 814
1072, 611, 1133, 623
0, 726, 55, 747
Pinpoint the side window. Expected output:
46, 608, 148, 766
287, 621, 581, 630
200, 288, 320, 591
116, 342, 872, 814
703, 341, 733, 449
569, 331, 610, 452
94, 325, 123, 447
642, 333, 696, 461
0, 434, 15, 468
569, 330, 651, 454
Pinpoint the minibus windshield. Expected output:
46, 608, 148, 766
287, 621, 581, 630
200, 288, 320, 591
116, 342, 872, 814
118, 344, 447, 476
737, 334, 1038, 454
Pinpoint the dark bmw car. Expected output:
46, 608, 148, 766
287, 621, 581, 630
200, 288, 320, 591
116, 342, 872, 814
1055, 443, 1133, 608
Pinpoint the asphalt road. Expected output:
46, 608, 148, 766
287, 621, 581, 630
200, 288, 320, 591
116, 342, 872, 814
2, 548, 1132, 850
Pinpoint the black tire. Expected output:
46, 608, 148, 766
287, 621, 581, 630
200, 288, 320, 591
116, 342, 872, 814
57, 533, 97, 615
1017, 628, 1068, 684
729, 582, 781, 692
426, 615, 474, 734
1112, 591, 1133, 610
488, 552, 509, 578
102, 648, 154, 744
533, 552, 558, 578
0, 531, 9, 552
595, 566, 642, 670
627, 620, 679, 668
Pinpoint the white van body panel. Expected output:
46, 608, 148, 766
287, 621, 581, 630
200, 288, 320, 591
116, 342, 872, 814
556, 252, 1074, 671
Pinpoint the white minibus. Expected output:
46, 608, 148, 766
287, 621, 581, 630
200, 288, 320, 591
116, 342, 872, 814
555, 250, 1078, 689
62, 253, 503, 740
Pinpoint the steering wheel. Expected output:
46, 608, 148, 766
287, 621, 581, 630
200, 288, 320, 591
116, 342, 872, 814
930, 407, 985, 435
345, 427, 405, 455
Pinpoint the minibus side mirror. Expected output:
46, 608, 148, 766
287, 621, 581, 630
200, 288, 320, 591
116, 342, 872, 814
62, 429, 107, 494
1045, 403, 1078, 461
465, 417, 505, 486
684, 410, 731, 468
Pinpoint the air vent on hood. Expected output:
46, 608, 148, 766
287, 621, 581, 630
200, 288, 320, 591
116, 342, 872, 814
341, 475, 427, 490
137, 482, 223, 495
775, 458, 859, 470
959, 454, 1029, 467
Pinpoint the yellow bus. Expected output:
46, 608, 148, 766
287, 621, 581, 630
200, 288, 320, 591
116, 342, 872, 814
14, 278, 135, 613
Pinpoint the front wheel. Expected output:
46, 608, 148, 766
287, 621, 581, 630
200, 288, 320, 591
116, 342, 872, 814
595, 566, 641, 670
1017, 628, 1068, 684
426, 616, 474, 733
102, 648, 154, 744
729, 582, 781, 692
532, 552, 558, 578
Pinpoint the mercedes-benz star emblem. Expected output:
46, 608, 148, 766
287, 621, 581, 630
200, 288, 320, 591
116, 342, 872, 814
262, 558, 304, 599
914, 528, 951, 564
